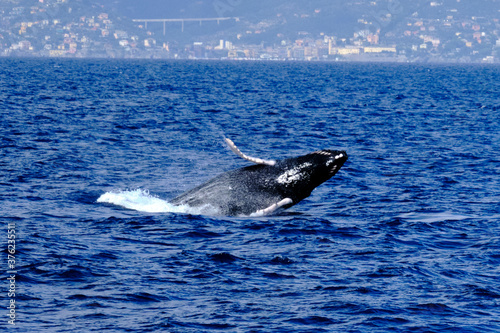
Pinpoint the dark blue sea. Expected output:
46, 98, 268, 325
1, 58, 499, 332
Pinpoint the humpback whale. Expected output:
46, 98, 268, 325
170, 139, 348, 216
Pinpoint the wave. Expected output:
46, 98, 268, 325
96, 189, 219, 215
397, 211, 474, 223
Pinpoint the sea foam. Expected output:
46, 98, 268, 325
97, 189, 219, 215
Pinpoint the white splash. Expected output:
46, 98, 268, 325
97, 189, 219, 215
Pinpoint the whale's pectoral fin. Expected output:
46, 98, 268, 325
224, 138, 276, 166
249, 198, 293, 217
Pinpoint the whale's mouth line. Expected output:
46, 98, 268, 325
326, 151, 348, 176
328, 165, 339, 175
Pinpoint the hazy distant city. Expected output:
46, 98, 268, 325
1, 0, 499, 63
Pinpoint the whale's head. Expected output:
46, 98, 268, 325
273, 150, 348, 202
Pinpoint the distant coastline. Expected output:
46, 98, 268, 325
1, 1, 499, 64
2, 53, 499, 65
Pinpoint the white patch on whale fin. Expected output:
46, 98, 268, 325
249, 198, 293, 217
224, 138, 276, 166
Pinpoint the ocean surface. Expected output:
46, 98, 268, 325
1, 58, 499, 332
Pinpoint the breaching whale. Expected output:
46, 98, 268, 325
170, 139, 348, 217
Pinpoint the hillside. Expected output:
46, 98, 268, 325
1, 0, 499, 62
